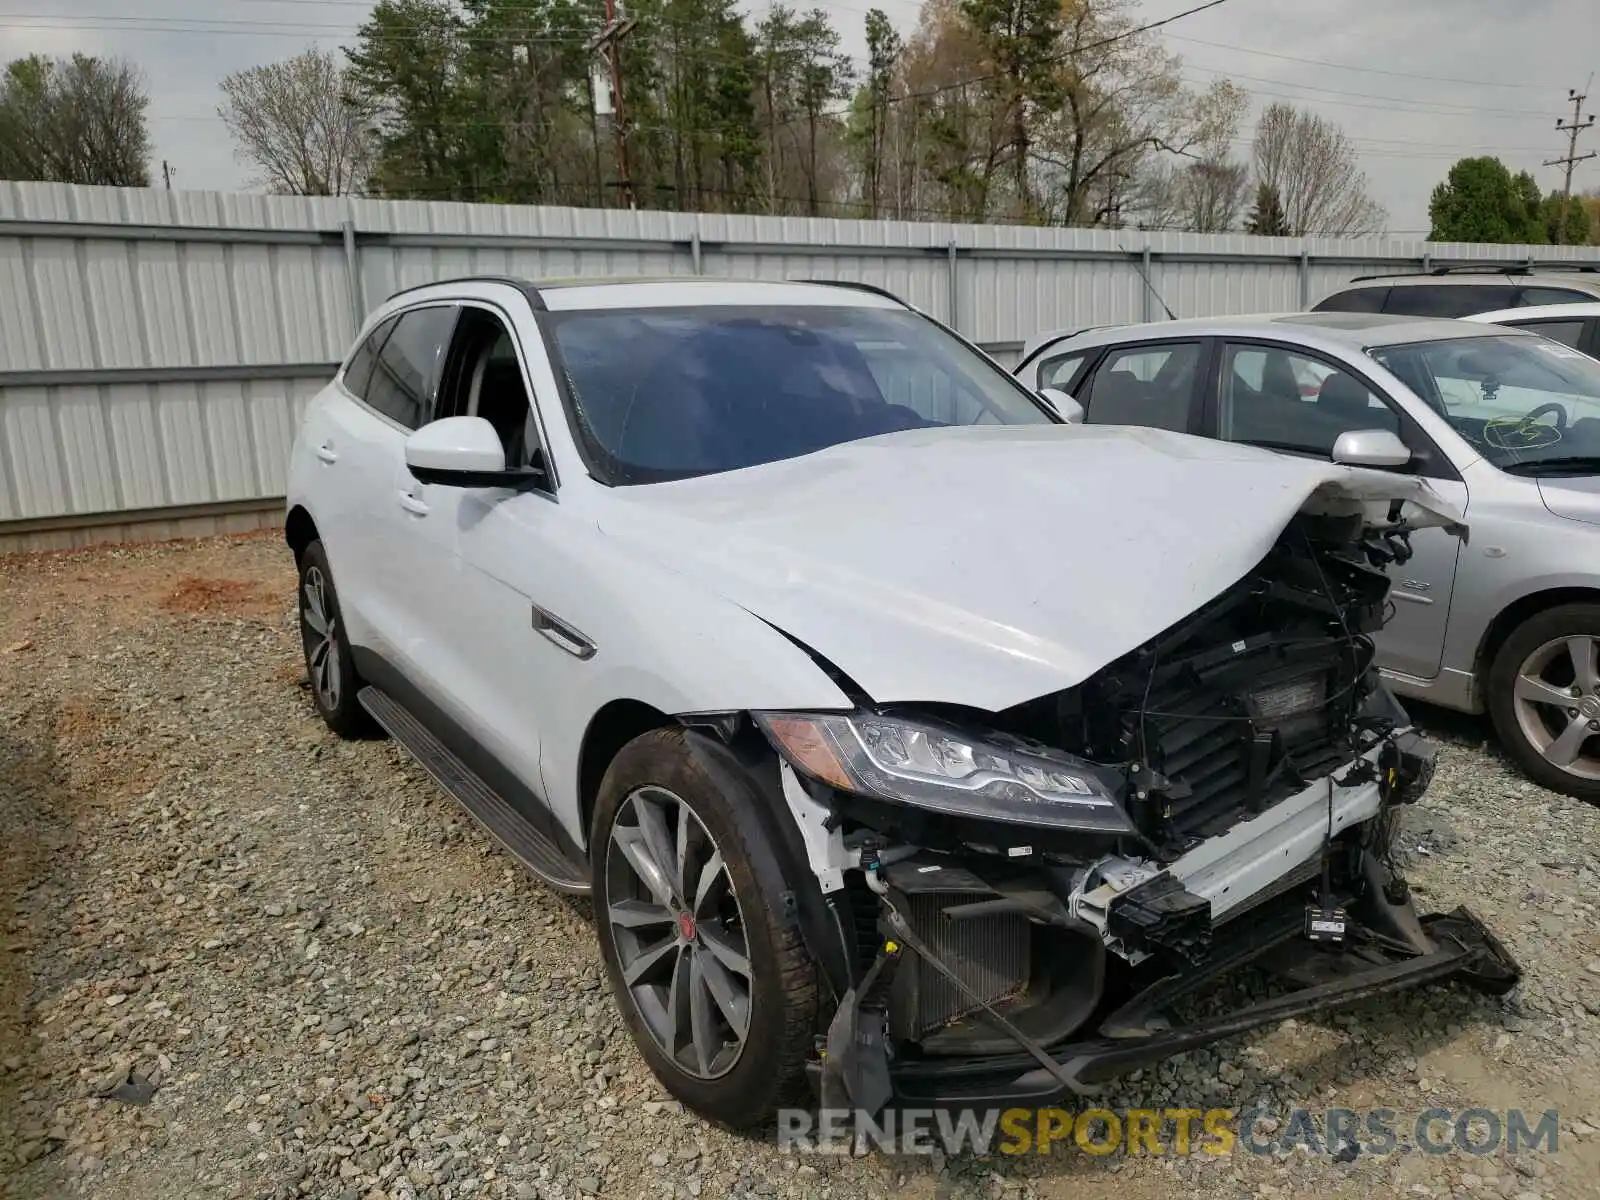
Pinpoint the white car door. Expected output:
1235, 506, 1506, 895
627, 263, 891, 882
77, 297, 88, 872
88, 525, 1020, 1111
393, 300, 568, 848
343, 303, 460, 673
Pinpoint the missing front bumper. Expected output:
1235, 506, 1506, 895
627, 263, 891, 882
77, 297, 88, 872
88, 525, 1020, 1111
813, 877, 1519, 1112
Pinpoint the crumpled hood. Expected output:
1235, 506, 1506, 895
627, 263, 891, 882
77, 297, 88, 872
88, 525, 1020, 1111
597, 424, 1466, 712
1537, 475, 1600, 527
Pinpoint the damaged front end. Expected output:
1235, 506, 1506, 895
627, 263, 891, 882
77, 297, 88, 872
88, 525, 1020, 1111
743, 503, 1519, 1114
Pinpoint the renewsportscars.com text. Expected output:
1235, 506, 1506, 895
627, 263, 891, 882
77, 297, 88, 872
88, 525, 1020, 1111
776, 1105, 1562, 1158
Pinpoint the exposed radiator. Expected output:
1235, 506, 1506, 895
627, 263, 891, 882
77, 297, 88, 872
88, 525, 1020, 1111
888, 892, 1030, 1041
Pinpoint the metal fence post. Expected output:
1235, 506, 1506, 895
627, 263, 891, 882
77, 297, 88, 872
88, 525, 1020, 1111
947, 238, 960, 333
1141, 244, 1154, 322
341, 217, 364, 330
1298, 245, 1310, 309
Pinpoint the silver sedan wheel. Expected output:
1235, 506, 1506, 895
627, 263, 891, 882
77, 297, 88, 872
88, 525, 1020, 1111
300, 566, 342, 711
1512, 634, 1600, 782
605, 785, 752, 1080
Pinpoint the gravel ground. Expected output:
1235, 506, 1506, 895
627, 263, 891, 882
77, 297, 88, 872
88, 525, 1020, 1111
3, 532, 1600, 1200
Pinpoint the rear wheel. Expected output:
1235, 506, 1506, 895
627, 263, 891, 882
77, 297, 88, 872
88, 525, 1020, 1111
1487, 603, 1600, 804
296, 541, 373, 739
591, 728, 818, 1128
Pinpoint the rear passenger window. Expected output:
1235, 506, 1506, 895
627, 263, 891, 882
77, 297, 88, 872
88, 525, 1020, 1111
362, 306, 458, 430
1082, 343, 1201, 432
1517, 287, 1593, 307
1313, 287, 1389, 313
1383, 285, 1516, 318
342, 316, 397, 399
1517, 319, 1587, 349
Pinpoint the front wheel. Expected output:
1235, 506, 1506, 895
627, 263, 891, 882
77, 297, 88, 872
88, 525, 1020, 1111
590, 729, 818, 1128
1487, 603, 1600, 804
296, 541, 373, 739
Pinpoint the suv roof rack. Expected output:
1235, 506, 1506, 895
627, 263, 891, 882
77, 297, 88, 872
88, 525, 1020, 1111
1349, 262, 1600, 282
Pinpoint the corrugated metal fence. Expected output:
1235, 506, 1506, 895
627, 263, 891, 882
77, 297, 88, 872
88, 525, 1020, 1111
3, 180, 1598, 550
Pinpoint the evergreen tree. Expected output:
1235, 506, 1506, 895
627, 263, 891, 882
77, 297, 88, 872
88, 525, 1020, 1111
1244, 181, 1289, 236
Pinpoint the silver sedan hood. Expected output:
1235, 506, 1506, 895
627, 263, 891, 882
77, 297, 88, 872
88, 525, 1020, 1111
598, 424, 1466, 711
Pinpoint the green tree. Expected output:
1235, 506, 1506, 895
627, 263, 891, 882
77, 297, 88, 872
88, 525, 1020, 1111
754, 6, 852, 214
1543, 189, 1593, 245
1428, 157, 1546, 243
459, 0, 601, 206
345, 0, 477, 199
959, 0, 1062, 217
629, 0, 763, 210
851, 9, 903, 218
1244, 180, 1289, 235
0, 53, 150, 186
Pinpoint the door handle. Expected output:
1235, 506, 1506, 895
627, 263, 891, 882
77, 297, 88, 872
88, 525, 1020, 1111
397, 490, 429, 516
315, 441, 338, 464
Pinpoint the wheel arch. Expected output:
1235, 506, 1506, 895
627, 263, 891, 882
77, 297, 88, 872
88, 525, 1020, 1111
1475, 586, 1600, 682
577, 699, 675, 849
285, 505, 319, 563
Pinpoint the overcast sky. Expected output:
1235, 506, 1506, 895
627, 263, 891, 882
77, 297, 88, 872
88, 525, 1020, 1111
4, 0, 1596, 234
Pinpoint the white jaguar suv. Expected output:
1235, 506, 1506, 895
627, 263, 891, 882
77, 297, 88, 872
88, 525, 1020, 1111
285, 277, 1517, 1128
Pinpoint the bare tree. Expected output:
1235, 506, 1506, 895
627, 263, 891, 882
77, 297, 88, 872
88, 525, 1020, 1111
1127, 79, 1247, 231
219, 48, 376, 195
1136, 156, 1247, 231
1251, 102, 1385, 237
0, 54, 150, 186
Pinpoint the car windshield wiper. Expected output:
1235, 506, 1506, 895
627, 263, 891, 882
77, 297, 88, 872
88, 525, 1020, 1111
1500, 455, 1600, 477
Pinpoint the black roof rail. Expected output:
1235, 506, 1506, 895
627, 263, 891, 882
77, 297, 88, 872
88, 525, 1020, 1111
796, 278, 912, 307
1348, 262, 1600, 283
383, 274, 547, 310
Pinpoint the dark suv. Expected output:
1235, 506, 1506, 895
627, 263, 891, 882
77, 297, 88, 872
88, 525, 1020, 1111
1313, 264, 1600, 319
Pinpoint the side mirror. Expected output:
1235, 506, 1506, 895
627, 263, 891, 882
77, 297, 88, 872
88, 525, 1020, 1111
1039, 387, 1085, 424
405, 416, 545, 489
1331, 428, 1412, 469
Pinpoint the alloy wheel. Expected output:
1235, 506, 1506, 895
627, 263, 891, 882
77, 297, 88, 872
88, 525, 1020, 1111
1512, 634, 1600, 782
300, 566, 342, 711
605, 785, 752, 1080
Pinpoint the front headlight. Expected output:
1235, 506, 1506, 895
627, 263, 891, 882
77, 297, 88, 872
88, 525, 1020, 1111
753, 710, 1136, 834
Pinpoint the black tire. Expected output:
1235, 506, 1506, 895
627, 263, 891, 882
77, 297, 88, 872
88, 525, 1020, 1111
590, 728, 818, 1129
1486, 602, 1600, 804
296, 540, 374, 739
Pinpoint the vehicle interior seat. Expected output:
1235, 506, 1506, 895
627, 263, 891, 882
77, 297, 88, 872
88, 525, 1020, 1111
475, 352, 531, 466
1091, 369, 1189, 430
1318, 371, 1396, 432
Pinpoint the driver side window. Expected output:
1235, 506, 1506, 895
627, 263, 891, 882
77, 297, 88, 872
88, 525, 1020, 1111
435, 307, 544, 472
1219, 343, 1398, 457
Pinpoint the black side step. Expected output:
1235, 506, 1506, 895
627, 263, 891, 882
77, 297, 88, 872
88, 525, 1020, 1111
359, 686, 590, 894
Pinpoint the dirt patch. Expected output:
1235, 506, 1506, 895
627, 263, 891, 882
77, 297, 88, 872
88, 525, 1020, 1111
159, 576, 279, 619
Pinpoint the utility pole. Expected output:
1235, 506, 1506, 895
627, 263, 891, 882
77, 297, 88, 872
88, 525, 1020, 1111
162, 159, 174, 190
1545, 87, 1596, 245
590, 0, 637, 210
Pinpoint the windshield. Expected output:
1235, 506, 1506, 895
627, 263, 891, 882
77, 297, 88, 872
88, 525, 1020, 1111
541, 305, 1053, 483
1370, 333, 1600, 473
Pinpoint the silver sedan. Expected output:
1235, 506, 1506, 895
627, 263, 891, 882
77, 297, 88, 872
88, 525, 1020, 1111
1014, 311, 1600, 802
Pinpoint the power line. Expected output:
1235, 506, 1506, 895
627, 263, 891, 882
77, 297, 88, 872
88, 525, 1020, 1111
1545, 86, 1597, 246
1179, 65, 1554, 120
1166, 33, 1550, 90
